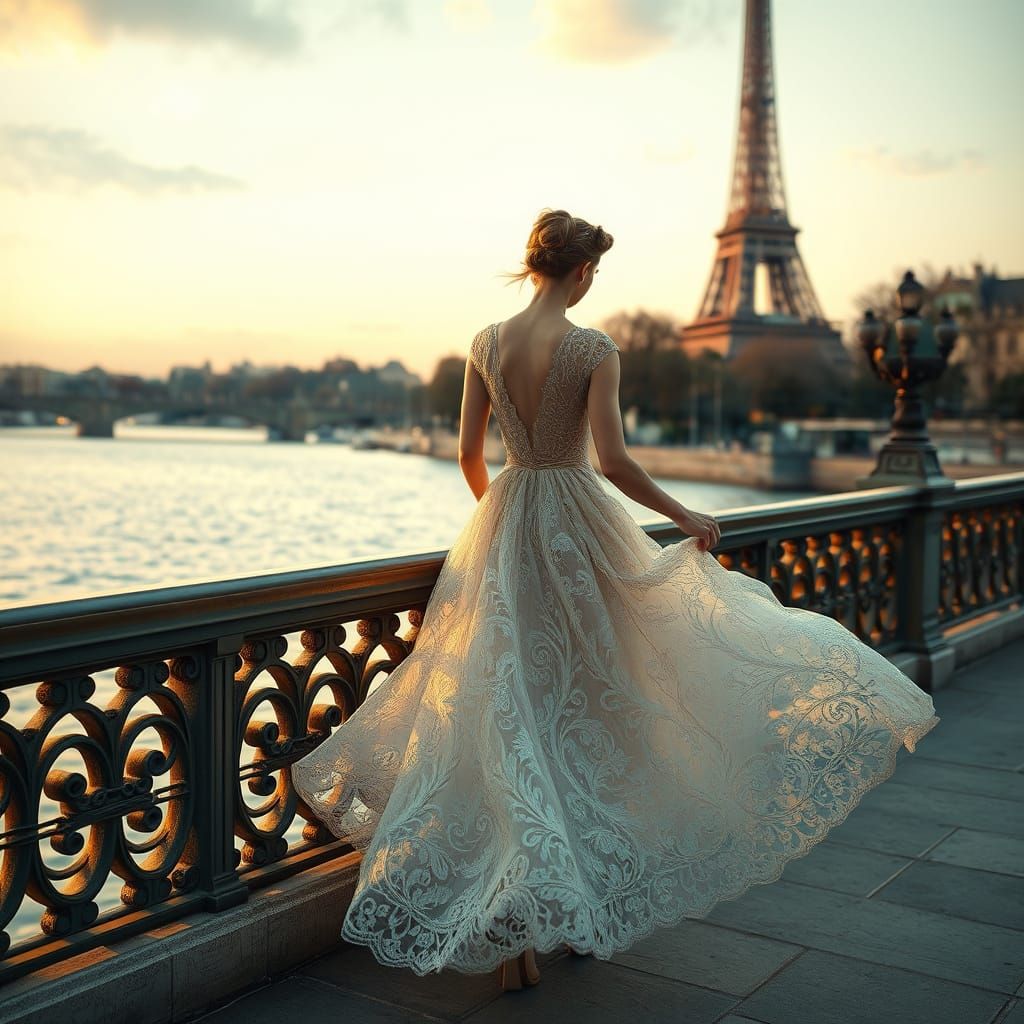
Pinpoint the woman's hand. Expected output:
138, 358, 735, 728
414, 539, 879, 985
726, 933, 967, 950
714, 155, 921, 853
671, 508, 721, 552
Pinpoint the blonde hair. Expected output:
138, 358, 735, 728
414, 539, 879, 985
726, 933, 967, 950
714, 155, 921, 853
505, 208, 614, 285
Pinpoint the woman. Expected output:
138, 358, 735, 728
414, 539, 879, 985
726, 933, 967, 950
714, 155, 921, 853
291, 208, 940, 994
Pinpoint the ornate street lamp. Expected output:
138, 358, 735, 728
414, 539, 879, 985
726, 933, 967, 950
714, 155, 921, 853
856, 269, 959, 488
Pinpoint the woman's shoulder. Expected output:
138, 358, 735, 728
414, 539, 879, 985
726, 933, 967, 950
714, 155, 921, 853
469, 322, 497, 371
579, 326, 619, 353
573, 327, 619, 377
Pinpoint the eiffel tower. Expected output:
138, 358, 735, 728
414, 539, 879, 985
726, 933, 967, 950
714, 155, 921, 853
681, 0, 844, 363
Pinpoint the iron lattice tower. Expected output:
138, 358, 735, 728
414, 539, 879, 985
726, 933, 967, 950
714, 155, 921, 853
681, 0, 843, 361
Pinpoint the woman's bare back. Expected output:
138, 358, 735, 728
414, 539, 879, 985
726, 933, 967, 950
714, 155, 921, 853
494, 314, 577, 447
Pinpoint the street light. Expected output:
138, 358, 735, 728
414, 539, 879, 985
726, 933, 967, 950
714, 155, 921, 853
856, 269, 959, 488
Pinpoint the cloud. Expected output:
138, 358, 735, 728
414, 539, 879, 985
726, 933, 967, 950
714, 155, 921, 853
0, 0, 303, 56
0, 123, 246, 195
847, 144, 986, 177
533, 0, 729, 64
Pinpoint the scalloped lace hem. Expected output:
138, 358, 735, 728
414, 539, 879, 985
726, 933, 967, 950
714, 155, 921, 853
337, 712, 941, 977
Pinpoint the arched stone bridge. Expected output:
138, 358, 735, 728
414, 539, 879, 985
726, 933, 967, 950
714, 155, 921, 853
3, 394, 362, 441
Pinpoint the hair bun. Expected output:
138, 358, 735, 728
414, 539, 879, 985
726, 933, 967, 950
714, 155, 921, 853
508, 208, 614, 284
537, 211, 576, 252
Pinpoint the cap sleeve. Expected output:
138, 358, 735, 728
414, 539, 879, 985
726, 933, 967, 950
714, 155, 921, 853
469, 325, 491, 376
583, 329, 619, 378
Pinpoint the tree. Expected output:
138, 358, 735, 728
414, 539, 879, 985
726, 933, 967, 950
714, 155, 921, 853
428, 356, 465, 428
991, 373, 1024, 418
243, 367, 306, 401
926, 361, 967, 419
729, 338, 845, 419
599, 310, 680, 352
599, 310, 693, 431
842, 365, 893, 418
322, 356, 360, 375
852, 262, 944, 321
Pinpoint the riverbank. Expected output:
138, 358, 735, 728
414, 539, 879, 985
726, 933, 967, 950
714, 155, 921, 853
807, 454, 1024, 492
424, 429, 1024, 492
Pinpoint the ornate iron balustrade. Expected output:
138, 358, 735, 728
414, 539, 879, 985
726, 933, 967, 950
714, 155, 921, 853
0, 472, 1021, 985
938, 476, 1023, 625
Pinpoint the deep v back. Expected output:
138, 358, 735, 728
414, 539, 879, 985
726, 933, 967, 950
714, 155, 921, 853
471, 321, 619, 469
494, 321, 576, 450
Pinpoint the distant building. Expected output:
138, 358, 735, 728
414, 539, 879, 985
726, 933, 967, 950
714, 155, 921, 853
168, 361, 213, 401
935, 263, 1024, 405
374, 360, 421, 389
322, 357, 360, 376
0, 364, 54, 396
78, 365, 113, 393
227, 360, 278, 381
2, 365, 85, 397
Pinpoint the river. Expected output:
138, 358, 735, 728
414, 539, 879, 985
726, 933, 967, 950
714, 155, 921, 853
1, 425, 810, 610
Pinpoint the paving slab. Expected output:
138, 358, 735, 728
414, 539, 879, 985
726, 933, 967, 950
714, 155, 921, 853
299, 948, 498, 1021
927, 828, 1024, 877
967, 694, 1024, 723
1002, 997, 1024, 1023
873, 859, 1024, 930
892, 757, 1024, 802
949, 643, 1024, 695
779, 839, 911, 896
705, 878, 1024, 993
736, 948, 1006, 1024
608, 918, 802, 996
826, 801, 954, 857
910, 715, 1024, 770
856, 780, 1024, 837
297, 941, 561, 1021
930, 687, 1004, 717
461, 956, 737, 1024
196, 977, 442, 1023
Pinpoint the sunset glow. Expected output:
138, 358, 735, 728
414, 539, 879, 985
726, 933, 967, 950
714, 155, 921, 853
1, 0, 1021, 382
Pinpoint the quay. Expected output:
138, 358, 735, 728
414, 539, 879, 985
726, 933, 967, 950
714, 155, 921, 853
0, 470, 1021, 1023
422, 426, 1024, 493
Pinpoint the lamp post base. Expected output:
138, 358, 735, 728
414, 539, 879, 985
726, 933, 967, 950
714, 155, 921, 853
856, 440, 955, 490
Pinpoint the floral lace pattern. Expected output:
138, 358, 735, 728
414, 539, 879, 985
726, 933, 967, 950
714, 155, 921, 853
290, 322, 940, 976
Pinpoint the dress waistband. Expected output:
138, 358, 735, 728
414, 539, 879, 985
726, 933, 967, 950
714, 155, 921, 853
504, 459, 591, 471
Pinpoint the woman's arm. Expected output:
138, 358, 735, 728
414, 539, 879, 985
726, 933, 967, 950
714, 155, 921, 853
587, 349, 721, 550
458, 355, 491, 502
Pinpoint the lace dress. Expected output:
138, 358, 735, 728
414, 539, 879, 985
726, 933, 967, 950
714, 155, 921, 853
290, 322, 940, 976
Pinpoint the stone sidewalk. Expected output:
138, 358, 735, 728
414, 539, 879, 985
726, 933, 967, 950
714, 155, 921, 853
198, 640, 1024, 1024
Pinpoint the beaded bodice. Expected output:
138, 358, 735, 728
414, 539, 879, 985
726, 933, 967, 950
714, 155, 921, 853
470, 322, 618, 469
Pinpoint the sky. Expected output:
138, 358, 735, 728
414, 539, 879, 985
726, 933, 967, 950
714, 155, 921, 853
0, 0, 1022, 382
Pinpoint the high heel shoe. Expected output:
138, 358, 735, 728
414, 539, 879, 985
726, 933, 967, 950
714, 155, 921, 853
497, 948, 541, 991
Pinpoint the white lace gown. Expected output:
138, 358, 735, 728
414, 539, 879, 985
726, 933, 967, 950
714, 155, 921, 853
290, 322, 940, 976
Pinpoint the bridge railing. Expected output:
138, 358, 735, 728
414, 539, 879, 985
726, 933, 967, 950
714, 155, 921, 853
0, 471, 1021, 984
